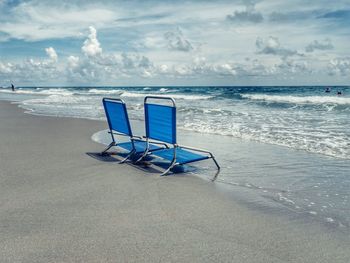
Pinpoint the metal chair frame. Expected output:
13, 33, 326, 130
140, 96, 220, 176
101, 98, 167, 163
101, 98, 141, 163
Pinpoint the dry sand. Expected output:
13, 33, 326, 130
0, 101, 349, 262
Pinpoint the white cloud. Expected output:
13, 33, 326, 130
65, 35, 159, 82
1, 0, 350, 85
82, 26, 102, 57
0, 58, 61, 84
0, 62, 14, 74
159, 57, 239, 78
164, 27, 194, 52
212, 63, 237, 76
67, 56, 79, 68
328, 58, 350, 76
305, 39, 334, 52
45, 47, 58, 62
256, 36, 299, 57
227, 1, 263, 24
159, 64, 169, 73
140, 36, 165, 49
277, 58, 309, 74
0, 2, 116, 41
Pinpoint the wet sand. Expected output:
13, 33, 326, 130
0, 101, 349, 262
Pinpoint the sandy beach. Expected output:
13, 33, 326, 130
0, 100, 349, 262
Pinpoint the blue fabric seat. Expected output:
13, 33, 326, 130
152, 147, 209, 164
142, 96, 220, 175
117, 141, 163, 153
101, 98, 164, 162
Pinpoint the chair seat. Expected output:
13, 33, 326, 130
117, 141, 162, 153
152, 147, 209, 165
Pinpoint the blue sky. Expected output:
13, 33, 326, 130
0, 0, 349, 86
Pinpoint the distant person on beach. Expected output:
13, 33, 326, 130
325, 87, 331, 93
11, 84, 15, 91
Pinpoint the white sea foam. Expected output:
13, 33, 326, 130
1, 87, 349, 160
326, 217, 335, 223
0, 89, 39, 95
120, 91, 213, 100
21, 94, 86, 105
37, 88, 74, 95
88, 88, 123, 95
180, 117, 350, 160
0, 88, 74, 96
309, 211, 318, 215
241, 94, 350, 105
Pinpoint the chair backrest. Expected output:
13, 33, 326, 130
102, 98, 133, 137
144, 96, 176, 144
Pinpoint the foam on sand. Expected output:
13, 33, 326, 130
0, 88, 74, 96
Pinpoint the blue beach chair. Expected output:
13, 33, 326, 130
140, 96, 220, 175
101, 98, 164, 163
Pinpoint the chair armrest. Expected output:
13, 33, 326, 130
179, 144, 220, 170
131, 135, 143, 140
142, 136, 170, 148
108, 131, 129, 137
178, 144, 213, 155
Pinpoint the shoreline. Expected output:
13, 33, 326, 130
93, 120, 350, 231
5, 98, 350, 230
5, 97, 350, 229
9, 99, 348, 162
1, 85, 349, 161
1, 100, 349, 262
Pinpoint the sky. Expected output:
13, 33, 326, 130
0, 0, 349, 86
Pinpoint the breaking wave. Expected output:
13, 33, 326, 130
87, 89, 123, 95
0, 86, 349, 159
242, 94, 350, 105
120, 91, 213, 100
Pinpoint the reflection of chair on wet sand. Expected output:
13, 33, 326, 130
101, 98, 165, 163
139, 96, 220, 176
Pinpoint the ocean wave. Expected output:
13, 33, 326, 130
1, 86, 349, 161
120, 91, 213, 100
181, 121, 350, 160
0, 88, 74, 96
87, 88, 123, 95
0, 89, 39, 95
241, 94, 350, 105
21, 94, 85, 105
37, 88, 74, 96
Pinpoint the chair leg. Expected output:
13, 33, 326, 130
211, 169, 220, 182
210, 153, 220, 170
118, 149, 136, 164
101, 142, 115, 155
134, 150, 149, 164
134, 139, 151, 164
160, 160, 177, 176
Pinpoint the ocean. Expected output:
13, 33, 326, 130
1, 86, 349, 230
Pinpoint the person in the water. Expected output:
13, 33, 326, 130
325, 87, 331, 93
337, 91, 342, 95
11, 84, 15, 91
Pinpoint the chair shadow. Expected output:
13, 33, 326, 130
128, 155, 193, 176
211, 169, 220, 182
86, 152, 220, 180
86, 152, 126, 163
